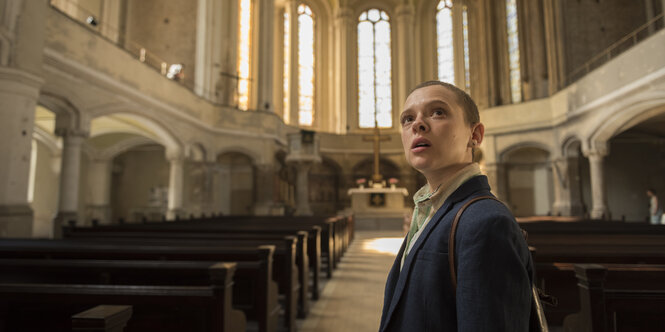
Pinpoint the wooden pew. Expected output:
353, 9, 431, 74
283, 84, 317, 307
72, 305, 133, 332
0, 240, 280, 332
76, 219, 327, 292
63, 231, 305, 324
532, 245, 665, 325
564, 264, 665, 332
0, 259, 244, 332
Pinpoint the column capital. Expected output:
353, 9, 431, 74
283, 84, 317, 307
54, 128, 89, 139
0, 67, 44, 97
582, 142, 609, 159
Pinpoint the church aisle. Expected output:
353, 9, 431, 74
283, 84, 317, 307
299, 230, 404, 332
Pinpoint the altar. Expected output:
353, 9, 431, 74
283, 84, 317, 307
348, 186, 410, 230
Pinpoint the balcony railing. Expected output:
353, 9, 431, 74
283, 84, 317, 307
49, 0, 246, 109
567, 12, 665, 85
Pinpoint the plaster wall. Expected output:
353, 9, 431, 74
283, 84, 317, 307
110, 145, 169, 222
562, 0, 647, 75
124, 0, 197, 87
606, 139, 665, 221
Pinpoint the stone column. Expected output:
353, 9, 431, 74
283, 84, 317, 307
551, 156, 585, 216
254, 163, 278, 215
100, 0, 122, 43
284, 0, 299, 125
520, 0, 548, 100
0, 68, 44, 237
254, 0, 275, 112
395, 4, 415, 107
217, 0, 239, 106
86, 158, 112, 225
333, 7, 353, 133
54, 129, 87, 235
543, 0, 566, 93
195, 0, 224, 100
167, 156, 185, 219
585, 151, 609, 220
293, 161, 313, 216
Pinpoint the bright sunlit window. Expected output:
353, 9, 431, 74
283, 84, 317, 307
283, 10, 290, 123
506, 0, 522, 103
237, 0, 252, 110
358, 9, 392, 129
437, 0, 454, 84
298, 4, 315, 126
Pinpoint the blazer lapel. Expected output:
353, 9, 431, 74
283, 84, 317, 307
380, 176, 491, 331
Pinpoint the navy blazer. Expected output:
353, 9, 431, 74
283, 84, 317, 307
379, 175, 533, 332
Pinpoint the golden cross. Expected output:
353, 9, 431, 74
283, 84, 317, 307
362, 125, 390, 184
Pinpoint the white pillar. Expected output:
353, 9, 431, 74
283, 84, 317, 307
86, 158, 112, 225
195, 0, 224, 100
285, 0, 299, 125
254, 0, 275, 112
56, 130, 87, 223
333, 7, 353, 133
551, 157, 585, 216
0, 68, 43, 237
167, 156, 185, 219
395, 4, 415, 107
294, 161, 313, 216
586, 151, 609, 220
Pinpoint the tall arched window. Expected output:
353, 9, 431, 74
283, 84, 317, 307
436, 1, 471, 92
298, 4, 315, 126
358, 9, 392, 129
237, 0, 252, 110
506, 0, 522, 103
283, 10, 291, 123
436, 1, 454, 84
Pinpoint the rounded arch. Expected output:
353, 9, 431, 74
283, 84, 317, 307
38, 92, 89, 134
215, 146, 261, 165
561, 135, 583, 158
89, 112, 183, 159
499, 142, 551, 163
587, 90, 665, 153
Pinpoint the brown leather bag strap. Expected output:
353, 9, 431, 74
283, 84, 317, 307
448, 195, 501, 297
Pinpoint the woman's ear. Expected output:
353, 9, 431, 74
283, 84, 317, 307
471, 122, 485, 146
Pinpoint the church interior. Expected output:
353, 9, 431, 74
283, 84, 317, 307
1, 0, 665, 331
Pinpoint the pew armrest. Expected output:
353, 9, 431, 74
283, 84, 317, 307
72, 305, 133, 332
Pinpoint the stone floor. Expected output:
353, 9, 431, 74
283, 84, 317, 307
299, 230, 404, 332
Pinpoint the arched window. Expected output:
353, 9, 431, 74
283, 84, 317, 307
283, 10, 291, 123
237, 0, 252, 110
437, 1, 454, 84
436, 1, 471, 92
298, 4, 315, 126
506, 0, 522, 103
283, 4, 316, 127
358, 9, 392, 129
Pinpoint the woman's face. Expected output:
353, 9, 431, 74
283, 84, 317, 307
400, 85, 478, 177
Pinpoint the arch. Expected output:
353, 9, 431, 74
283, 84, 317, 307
89, 111, 183, 159
499, 141, 551, 163
561, 135, 583, 158
38, 92, 89, 134
95, 135, 160, 161
586, 89, 665, 154
215, 146, 262, 165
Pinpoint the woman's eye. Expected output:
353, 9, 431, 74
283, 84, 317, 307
432, 109, 444, 116
401, 116, 414, 124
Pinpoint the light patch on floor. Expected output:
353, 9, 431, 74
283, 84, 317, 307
362, 237, 404, 255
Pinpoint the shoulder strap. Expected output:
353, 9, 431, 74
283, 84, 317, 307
448, 195, 501, 297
